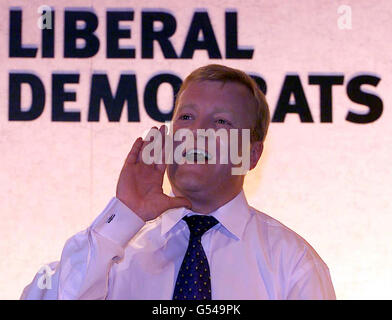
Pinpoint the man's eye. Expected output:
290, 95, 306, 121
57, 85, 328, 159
179, 114, 192, 120
216, 119, 231, 125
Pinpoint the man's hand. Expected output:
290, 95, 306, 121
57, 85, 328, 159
116, 125, 191, 222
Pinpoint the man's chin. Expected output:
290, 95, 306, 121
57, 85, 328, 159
168, 165, 211, 194
172, 171, 206, 192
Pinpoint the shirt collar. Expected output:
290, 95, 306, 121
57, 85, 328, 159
160, 189, 251, 241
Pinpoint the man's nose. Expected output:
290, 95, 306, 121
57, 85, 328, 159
189, 119, 218, 151
189, 118, 211, 135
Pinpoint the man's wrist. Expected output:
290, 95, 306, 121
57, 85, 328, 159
94, 197, 146, 247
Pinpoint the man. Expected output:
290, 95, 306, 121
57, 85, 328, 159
21, 64, 336, 299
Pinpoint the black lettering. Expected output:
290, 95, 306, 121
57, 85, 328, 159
346, 75, 383, 123
9, 73, 45, 120
88, 74, 139, 122
272, 75, 313, 122
144, 73, 182, 122
142, 11, 178, 59
9, 9, 38, 58
309, 75, 344, 122
225, 12, 253, 59
52, 73, 80, 121
181, 12, 221, 59
64, 10, 99, 58
107, 11, 135, 58
249, 74, 267, 95
42, 8, 55, 58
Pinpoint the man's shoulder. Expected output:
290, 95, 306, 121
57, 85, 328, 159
247, 204, 300, 238
247, 205, 329, 268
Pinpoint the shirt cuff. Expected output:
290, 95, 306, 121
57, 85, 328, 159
93, 197, 145, 247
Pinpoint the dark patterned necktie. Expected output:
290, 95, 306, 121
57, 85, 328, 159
172, 215, 219, 300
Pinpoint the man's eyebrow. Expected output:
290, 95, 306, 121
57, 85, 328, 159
177, 104, 234, 114
212, 107, 234, 114
177, 103, 197, 111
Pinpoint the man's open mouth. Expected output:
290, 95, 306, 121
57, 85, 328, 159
183, 149, 212, 163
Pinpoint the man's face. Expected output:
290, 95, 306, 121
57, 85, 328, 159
167, 80, 259, 199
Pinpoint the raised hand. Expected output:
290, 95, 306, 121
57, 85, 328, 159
116, 125, 191, 221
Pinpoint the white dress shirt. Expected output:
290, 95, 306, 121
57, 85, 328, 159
20, 190, 336, 300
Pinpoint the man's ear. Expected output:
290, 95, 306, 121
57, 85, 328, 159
249, 141, 263, 170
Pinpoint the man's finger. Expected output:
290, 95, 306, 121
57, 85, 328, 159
156, 125, 168, 172
138, 127, 159, 164
164, 196, 192, 211
126, 137, 143, 164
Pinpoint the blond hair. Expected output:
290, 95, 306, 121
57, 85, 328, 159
174, 64, 270, 143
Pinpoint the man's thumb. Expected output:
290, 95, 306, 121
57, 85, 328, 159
166, 196, 192, 210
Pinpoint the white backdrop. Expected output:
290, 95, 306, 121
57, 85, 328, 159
1, 0, 391, 299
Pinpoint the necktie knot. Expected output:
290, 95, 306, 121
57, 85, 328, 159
183, 215, 219, 238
